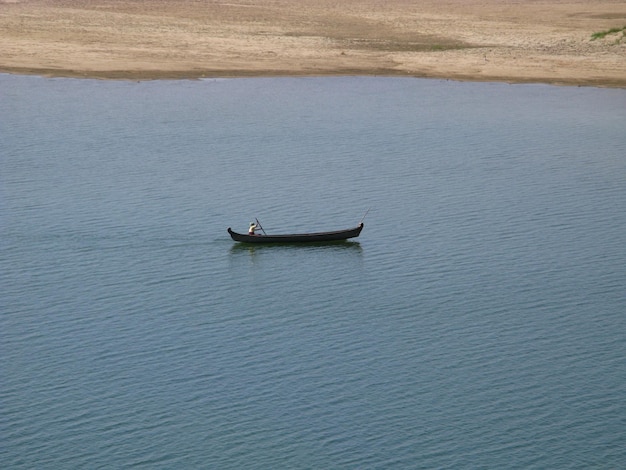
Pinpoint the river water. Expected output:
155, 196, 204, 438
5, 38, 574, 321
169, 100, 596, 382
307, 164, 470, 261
2, 74, 625, 468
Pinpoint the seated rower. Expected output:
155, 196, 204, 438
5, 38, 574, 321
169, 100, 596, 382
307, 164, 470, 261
248, 221, 260, 235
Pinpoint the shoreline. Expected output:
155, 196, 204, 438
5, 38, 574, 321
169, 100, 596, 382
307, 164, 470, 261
1, 0, 625, 88
3, 67, 625, 90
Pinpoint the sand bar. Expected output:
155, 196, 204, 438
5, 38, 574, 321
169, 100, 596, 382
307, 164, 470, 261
1, 0, 625, 87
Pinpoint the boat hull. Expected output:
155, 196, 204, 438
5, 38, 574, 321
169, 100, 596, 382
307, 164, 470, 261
228, 223, 363, 243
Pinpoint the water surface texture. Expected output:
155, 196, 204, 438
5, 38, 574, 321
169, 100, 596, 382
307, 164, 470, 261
2, 75, 626, 468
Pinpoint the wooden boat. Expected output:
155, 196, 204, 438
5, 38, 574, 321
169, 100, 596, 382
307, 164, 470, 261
228, 223, 364, 243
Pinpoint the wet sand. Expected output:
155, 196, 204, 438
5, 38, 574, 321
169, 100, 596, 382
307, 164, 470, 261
1, 0, 625, 87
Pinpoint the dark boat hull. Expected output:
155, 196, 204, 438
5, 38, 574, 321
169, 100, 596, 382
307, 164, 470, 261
228, 223, 363, 243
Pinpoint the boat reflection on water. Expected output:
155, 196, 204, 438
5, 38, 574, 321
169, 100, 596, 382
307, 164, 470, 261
229, 240, 363, 256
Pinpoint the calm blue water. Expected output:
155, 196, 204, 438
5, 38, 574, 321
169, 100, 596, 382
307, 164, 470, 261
2, 74, 625, 468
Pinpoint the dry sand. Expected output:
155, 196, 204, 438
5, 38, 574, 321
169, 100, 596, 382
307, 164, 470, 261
1, 0, 625, 87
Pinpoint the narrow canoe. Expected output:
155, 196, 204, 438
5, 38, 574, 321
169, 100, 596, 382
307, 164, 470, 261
227, 223, 364, 243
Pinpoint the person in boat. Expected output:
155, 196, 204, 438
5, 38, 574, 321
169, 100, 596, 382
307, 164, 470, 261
248, 221, 260, 235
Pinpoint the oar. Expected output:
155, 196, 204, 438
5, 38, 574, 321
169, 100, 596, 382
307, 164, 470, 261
359, 208, 370, 225
255, 218, 267, 235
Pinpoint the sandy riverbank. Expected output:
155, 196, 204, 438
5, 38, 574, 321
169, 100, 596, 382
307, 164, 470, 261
1, 0, 625, 87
